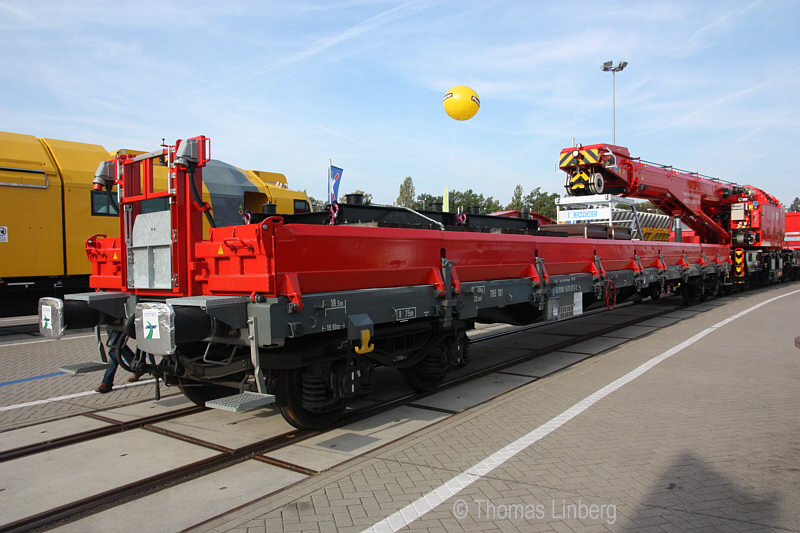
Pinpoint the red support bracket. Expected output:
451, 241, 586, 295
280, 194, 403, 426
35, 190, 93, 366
589, 256, 606, 280
526, 263, 542, 287
426, 267, 446, 297
279, 273, 303, 312
540, 260, 550, 284
525, 258, 549, 287
655, 253, 667, 271
626, 255, 643, 274
449, 265, 461, 295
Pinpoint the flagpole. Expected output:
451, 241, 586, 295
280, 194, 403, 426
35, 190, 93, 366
328, 159, 332, 205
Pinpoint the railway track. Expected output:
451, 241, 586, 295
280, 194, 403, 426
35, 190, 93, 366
0, 293, 706, 532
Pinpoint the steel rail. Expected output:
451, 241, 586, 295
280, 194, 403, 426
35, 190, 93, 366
0, 405, 204, 463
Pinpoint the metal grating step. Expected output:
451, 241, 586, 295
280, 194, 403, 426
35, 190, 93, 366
205, 392, 275, 413
59, 362, 109, 375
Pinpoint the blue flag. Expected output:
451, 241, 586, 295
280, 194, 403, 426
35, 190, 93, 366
329, 165, 343, 205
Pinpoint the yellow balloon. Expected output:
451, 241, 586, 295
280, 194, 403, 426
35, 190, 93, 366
443, 85, 480, 121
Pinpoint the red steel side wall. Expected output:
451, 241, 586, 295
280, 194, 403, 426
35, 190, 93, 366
197, 220, 730, 298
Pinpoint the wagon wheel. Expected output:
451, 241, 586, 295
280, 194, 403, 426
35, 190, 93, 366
649, 284, 662, 300
400, 342, 448, 392
681, 279, 697, 305
274, 368, 345, 430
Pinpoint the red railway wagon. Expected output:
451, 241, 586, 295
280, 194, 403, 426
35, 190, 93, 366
40, 137, 796, 429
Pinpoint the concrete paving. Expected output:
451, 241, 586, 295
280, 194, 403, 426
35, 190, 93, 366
635, 315, 684, 328
0, 415, 111, 452
487, 332, 576, 351
55, 460, 307, 533
411, 372, 535, 412
96, 395, 195, 422
150, 407, 296, 450
502, 351, 592, 378
0, 429, 219, 526
556, 335, 630, 355
264, 406, 448, 473
660, 309, 700, 319
567, 312, 639, 326
192, 283, 800, 532
600, 324, 659, 339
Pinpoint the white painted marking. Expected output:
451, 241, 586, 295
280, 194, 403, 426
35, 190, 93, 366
0, 379, 156, 412
362, 289, 800, 533
0, 333, 95, 348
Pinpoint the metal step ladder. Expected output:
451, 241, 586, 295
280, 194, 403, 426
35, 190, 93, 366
59, 327, 110, 374
204, 312, 275, 413
205, 391, 275, 412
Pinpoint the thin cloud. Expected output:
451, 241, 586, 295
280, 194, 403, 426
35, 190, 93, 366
633, 68, 797, 139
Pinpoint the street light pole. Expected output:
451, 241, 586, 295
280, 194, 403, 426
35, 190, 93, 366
601, 60, 628, 145
612, 68, 616, 143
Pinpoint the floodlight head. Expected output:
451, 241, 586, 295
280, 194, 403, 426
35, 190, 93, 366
602, 61, 613, 71
617, 61, 628, 71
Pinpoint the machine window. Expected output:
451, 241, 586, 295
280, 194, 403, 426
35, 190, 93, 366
294, 199, 311, 214
140, 197, 170, 213
90, 190, 119, 216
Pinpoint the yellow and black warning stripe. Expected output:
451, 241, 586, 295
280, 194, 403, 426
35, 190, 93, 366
559, 148, 601, 168
733, 248, 745, 278
566, 170, 590, 194
570, 170, 590, 183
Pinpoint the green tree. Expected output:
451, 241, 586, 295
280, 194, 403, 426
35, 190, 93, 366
305, 191, 326, 212
508, 185, 524, 210
522, 187, 559, 220
449, 189, 482, 212
416, 193, 443, 210
445, 189, 502, 214
396, 177, 416, 207
788, 197, 800, 212
483, 196, 504, 213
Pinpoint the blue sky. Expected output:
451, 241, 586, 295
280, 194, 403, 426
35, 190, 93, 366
2, 0, 798, 207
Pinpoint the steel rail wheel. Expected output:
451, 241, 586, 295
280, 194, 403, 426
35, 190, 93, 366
275, 368, 345, 430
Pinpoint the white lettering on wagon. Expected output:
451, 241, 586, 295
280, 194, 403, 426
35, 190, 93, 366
396, 307, 417, 321
324, 298, 346, 315
472, 286, 486, 303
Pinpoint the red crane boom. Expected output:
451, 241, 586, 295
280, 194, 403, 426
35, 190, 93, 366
559, 143, 746, 244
